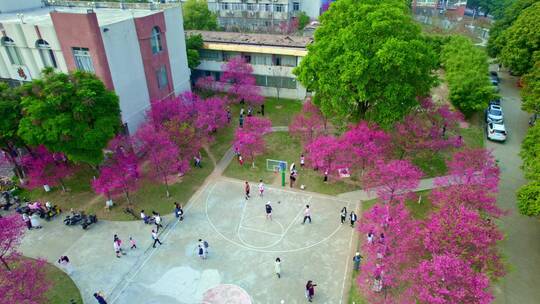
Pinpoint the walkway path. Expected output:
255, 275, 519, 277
489, 69, 540, 304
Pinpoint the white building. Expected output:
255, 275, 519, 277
0, 1, 191, 133
181, 0, 330, 32
188, 30, 311, 100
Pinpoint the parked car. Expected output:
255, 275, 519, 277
486, 104, 504, 123
489, 98, 502, 106
487, 122, 507, 142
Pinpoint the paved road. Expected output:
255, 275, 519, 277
489, 69, 540, 303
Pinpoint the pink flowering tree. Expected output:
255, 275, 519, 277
362, 159, 423, 204
289, 99, 326, 145
0, 258, 51, 304
0, 215, 25, 271
279, 18, 299, 34
92, 136, 140, 205
234, 117, 272, 167
135, 123, 185, 197
195, 75, 220, 98
424, 204, 505, 279
404, 254, 493, 304
392, 97, 464, 159
357, 202, 424, 303
305, 135, 352, 180
343, 121, 391, 177
220, 56, 264, 105
21, 145, 73, 192
195, 96, 229, 143
432, 148, 504, 217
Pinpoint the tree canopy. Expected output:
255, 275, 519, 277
182, 0, 218, 31
521, 61, 540, 114
488, 0, 539, 59
17, 70, 121, 166
498, 2, 540, 75
441, 35, 495, 116
186, 34, 204, 70
0, 84, 23, 151
293, 0, 437, 127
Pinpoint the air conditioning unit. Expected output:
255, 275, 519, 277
248, 11, 256, 18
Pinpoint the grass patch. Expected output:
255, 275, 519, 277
460, 124, 485, 149
405, 190, 434, 219
44, 260, 82, 304
264, 98, 303, 126
223, 132, 358, 195
412, 151, 447, 178
20, 152, 214, 221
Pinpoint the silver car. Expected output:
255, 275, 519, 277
486, 104, 504, 123
487, 122, 507, 142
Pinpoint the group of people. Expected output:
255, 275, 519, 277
340, 207, 358, 227
139, 210, 163, 231
197, 238, 210, 259
113, 234, 137, 258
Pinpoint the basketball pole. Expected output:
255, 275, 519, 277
281, 169, 285, 187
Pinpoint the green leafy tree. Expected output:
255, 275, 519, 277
517, 182, 540, 216
17, 70, 121, 166
186, 34, 204, 70
294, 0, 437, 127
498, 2, 540, 75
297, 11, 310, 30
441, 36, 495, 116
520, 123, 540, 181
182, 0, 218, 30
488, 0, 538, 58
0, 84, 25, 178
521, 61, 540, 114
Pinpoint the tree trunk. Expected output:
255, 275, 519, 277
0, 256, 11, 271
59, 178, 67, 192
163, 175, 170, 198
125, 190, 132, 205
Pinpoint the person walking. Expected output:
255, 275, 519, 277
154, 212, 163, 232
353, 252, 363, 271
57, 255, 72, 275
260, 103, 265, 116
239, 114, 244, 128
323, 169, 329, 182
94, 292, 107, 304
152, 229, 162, 248
22, 213, 31, 230
275, 257, 281, 278
114, 234, 125, 256
305, 280, 317, 302
199, 239, 209, 259
174, 202, 184, 221
113, 237, 121, 258
302, 205, 312, 224
245, 181, 250, 200
265, 202, 273, 220
367, 231, 374, 244
226, 107, 231, 123
289, 171, 297, 188
300, 154, 305, 168
350, 211, 358, 227
340, 207, 347, 224
197, 245, 204, 259
258, 179, 265, 197
129, 236, 137, 249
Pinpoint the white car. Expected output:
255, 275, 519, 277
486, 104, 504, 123
487, 122, 507, 142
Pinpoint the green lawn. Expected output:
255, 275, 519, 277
208, 98, 302, 162
44, 260, 82, 304
223, 132, 359, 195
460, 123, 485, 149
20, 152, 214, 221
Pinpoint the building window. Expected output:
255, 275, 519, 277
293, 2, 300, 11
247, 3, 255, 11
275, 4, 284, 12
265, 3, 270, 11
156, 66, 168, 89
151, 26, 163, 54
220, 2, 229, 10
1, 37, 23, 65
243, 55, 251, 63
200, 50, 222, 61
232, 3, 242, 11
36, 39, 57, 68
72, 47, 94, 72
223, 51, 240, 62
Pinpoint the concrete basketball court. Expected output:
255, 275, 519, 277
109, 178, 358, 304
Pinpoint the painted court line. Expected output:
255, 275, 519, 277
239, 225, 283, 237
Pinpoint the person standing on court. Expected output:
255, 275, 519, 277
265, 202, 273, 220
245, 181, 251, 200
259, 179, 265, 197
305, 280, 317, 302
154, 212, 163, 232
275, 257, 281, 278
152, 229, 162, 248
302, 205, 312, 224
350, 211, 358, 227
94, 292, 107, 304
340, 207, 347, 224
